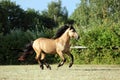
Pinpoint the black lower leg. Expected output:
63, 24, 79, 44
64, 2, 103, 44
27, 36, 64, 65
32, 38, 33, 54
45, 64, 51, 70
69, 54, 74, 68
40, 60, 44, 70
44, 59, 51, 70
58, 58, 66, 67
40, 59, 51, 70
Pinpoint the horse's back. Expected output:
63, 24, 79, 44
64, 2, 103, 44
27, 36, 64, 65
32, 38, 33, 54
33, 38, 56, 54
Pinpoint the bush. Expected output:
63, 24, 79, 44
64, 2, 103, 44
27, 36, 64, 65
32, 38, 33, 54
71, 23, 120, 64
0, 28, 54, 65
0, 23, 119, 65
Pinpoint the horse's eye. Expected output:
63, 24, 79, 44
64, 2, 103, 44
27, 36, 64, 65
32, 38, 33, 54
72, 30, 76, 32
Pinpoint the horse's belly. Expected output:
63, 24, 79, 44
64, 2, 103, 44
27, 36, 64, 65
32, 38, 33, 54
40, 39, 56, 54
32, 38, 57, 54
42, 46, 56, 54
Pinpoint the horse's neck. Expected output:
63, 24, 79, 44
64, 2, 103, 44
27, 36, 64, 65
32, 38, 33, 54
59, 30, 70, 44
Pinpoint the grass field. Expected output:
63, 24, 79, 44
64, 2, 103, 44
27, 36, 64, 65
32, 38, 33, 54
0, 64, 120, 80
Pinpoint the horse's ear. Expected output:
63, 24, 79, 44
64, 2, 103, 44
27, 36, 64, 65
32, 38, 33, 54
69, 25, 73, 29
69, 25, 76, 32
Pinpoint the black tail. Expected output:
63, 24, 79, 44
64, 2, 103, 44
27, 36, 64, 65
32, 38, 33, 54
18, 41, 34, 61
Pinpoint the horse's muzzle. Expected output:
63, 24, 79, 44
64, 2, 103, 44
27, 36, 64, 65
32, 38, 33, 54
77, 36, 80, 40
75, 35, 80, 40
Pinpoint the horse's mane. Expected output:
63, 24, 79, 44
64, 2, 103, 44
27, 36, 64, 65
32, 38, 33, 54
53, 25, 75, 39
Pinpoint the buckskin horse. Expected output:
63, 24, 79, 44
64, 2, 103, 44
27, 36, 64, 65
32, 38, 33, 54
18, 25, 79, 70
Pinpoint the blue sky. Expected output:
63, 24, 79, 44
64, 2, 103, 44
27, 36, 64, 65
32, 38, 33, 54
11, 0, 80, 16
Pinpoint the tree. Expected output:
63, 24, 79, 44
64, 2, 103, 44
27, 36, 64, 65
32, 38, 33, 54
0, 0, 24, 34
44, 0, 68, 26
22, 9, 40, 30
71, 0, 90, 26
71, 0, 120, 27
0, 0, 58, 34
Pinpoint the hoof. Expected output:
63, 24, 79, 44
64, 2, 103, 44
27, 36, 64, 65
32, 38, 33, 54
40, 65, 44, 70
48, 66, 51, 70
57, 64, 62, 68
69, 63, 73, 68
47, 65, 51, 70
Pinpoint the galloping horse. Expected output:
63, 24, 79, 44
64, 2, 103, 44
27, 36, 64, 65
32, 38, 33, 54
18, 25, 79, 70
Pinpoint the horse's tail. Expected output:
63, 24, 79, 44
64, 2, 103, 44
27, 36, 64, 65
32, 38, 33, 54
18, 41, 34, 61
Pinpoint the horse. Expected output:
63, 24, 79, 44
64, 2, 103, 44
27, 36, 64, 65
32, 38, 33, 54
18, 25, 79, 70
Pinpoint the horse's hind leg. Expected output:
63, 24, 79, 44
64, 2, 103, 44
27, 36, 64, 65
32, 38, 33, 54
34, 49, 44, 70
41, 53, 51, 70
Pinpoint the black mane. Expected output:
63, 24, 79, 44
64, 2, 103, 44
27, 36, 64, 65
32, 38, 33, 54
53, 25, 75, 39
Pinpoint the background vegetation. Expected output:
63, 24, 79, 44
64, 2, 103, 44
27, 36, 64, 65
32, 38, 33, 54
0, 0, 120, 65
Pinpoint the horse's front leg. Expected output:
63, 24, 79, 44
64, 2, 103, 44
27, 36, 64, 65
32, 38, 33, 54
57, 51, 66, 68
66, 52, 74, 68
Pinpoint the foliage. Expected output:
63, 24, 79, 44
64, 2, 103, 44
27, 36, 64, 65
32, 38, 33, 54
71, 0, 120, 27
0, 0, 120, 65
69, 0, 120, 64
0, 0, 69, 35
47, 0, 68, 25
71, 23, 120, 64
0, 28, 54, 65
0, 0, 24, 34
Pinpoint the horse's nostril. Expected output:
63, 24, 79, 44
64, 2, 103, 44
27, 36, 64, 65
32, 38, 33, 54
76, 36, 80, 40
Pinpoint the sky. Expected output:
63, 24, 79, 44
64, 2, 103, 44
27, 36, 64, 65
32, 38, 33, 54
11, 0, 80, 16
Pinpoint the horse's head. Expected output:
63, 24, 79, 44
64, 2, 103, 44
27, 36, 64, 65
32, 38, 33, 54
68, 25, 80, 40
53, 25, 80, 40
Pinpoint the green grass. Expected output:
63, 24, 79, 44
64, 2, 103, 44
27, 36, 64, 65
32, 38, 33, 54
0, 65, 120, 80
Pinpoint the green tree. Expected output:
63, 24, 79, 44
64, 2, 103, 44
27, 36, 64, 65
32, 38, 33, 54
22, 9, 40, 30
0, 0, 56, 33
44, 0, 68, 25
0, 0, 25, 34
70, 0, 120, 64
71, 0, 89, 26
71, 0, 120, 27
